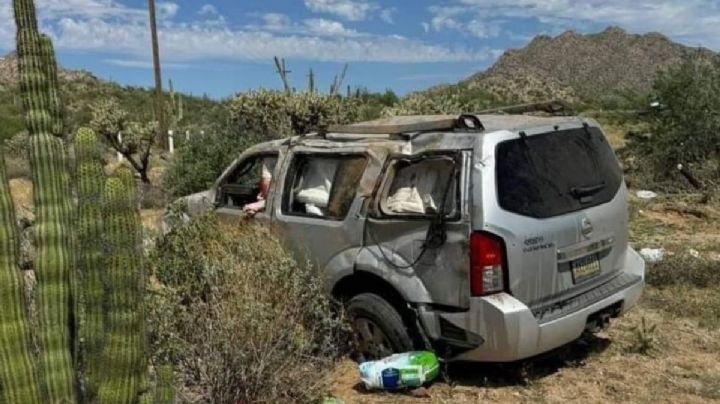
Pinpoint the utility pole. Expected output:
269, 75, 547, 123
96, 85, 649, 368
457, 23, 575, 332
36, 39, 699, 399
273, 56, 292, 94
148, 0, 167, 148
308, 68, 315, 93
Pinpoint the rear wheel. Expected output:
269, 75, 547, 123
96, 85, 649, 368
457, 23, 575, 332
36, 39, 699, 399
346, 293, 414, 362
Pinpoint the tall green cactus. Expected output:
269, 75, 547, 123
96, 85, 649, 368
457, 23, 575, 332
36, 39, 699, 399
75, 127, 106, 399
14, 0, 76, 401
0, 148, 41, 404
9, 1, 161, 402
97, 168, 146, 403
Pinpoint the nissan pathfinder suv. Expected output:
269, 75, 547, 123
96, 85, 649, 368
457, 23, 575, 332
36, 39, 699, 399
173, 102, 645, 362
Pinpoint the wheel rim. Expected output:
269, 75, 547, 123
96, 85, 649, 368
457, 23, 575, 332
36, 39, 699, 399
352, 317, 394, 361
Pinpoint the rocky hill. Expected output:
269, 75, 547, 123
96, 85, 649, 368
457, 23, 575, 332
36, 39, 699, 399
0, 51, 97, 85
454, 27, 717, 104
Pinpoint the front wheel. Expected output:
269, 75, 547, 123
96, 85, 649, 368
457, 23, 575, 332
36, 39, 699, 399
346, 293, 414, 362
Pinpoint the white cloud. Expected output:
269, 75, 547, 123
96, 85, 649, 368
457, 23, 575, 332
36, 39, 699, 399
198, 4, 217, 16
47, 15, 483, 63
156, 2, 178, 20
379, 8, 396, 24
435, 0, 720, 48
0, 0, 482, 63
303, 0, 378, 21
251, 13, 360, 37
261, 13, 293, 31
104, 58, 190, 69
303, 18, 359, 37
428, 6, 501, 38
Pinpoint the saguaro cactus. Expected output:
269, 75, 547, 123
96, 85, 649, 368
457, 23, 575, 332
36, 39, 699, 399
97, 167, 146, 403
75, 127, 106, 399
0, 149, 41, 404
14, 0, 76, 401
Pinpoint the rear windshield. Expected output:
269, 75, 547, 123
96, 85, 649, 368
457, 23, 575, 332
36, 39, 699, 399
496, 126, 622, 218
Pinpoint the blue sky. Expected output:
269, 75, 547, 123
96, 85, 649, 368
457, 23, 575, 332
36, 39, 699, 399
1, 0, 720, 99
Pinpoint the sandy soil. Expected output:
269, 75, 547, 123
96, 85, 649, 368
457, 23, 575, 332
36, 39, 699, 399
331, 303, 720, 404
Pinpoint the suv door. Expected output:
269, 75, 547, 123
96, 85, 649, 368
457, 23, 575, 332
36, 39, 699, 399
273, 148, 374, 271
358, 151, 473, 308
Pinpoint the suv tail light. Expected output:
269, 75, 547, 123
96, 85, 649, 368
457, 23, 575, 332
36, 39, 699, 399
470, 232, 508, 296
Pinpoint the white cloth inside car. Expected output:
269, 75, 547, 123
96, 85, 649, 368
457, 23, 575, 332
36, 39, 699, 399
386, 160, 451, 214
294, 159, 339, 211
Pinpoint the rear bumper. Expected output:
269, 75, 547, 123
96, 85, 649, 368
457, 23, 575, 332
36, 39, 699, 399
419, 247, 645, 362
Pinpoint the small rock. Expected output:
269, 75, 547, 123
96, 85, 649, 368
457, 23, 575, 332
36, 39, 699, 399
636, 190, 658, 200
640, 248, 665, 263
410, 387, 430, 398
688, 249, 701, 258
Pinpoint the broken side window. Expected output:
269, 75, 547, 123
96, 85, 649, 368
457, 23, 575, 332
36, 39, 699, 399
379, 156, 459, 218
218, 154, 278, 209
283, 154, 368, 220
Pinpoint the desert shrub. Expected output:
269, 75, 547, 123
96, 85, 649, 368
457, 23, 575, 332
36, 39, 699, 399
229, 90, 362, 137
627, 55, 720, 189
646, 252, 720, 288
147, 214, 347, 403
2, 132, 30, 179
645, 252, 720, 329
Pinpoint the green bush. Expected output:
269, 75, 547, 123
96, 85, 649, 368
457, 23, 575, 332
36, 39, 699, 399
148, 214, 347, 403
628, 55, 720, 187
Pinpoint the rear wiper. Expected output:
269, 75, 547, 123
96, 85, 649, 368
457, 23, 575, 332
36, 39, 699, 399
570, 182, 606, 199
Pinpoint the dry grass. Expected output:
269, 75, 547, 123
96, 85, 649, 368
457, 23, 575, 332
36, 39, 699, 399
331, 305, 720, 403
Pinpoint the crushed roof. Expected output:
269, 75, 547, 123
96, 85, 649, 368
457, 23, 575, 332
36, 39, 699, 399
327, 114, 584, 136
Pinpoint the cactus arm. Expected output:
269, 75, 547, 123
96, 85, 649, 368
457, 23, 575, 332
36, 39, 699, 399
75, 127, 106, 400
40, 35, 63, 137
0, 147, 41, 404
97, 169, 145, 403
28, 133, 77, 402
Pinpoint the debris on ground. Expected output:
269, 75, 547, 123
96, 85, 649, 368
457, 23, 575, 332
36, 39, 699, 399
688, 248, 701, 258
636, 190, 659, 200
640, 248, 665, 263
359, 351, 440, 391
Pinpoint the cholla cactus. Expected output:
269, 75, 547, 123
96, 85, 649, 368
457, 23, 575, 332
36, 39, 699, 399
381, 93, 466, 117
229, 89, 361, 137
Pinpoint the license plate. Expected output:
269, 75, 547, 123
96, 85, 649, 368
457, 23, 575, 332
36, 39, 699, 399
571, 254, 601, 284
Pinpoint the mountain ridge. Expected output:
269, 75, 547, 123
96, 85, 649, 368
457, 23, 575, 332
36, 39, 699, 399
444, 26, 718, 104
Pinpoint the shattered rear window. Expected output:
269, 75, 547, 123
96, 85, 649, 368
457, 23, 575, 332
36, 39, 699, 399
495, 127, 623, 218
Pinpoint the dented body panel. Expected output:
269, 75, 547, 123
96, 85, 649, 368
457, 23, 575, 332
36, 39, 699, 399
175, 113, 645, 362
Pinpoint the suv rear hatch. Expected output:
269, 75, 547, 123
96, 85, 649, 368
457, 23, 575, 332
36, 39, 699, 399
484, 124, 627, 314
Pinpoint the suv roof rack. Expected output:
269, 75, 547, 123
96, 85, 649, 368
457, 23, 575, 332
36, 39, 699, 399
476, 100, 573, 116
327, 115, 459, 135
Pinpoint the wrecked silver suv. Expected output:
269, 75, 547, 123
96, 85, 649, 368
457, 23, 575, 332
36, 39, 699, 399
176, 102, 645, 362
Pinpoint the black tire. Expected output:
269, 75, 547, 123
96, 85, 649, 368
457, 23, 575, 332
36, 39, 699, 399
346, 293, 414, 362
